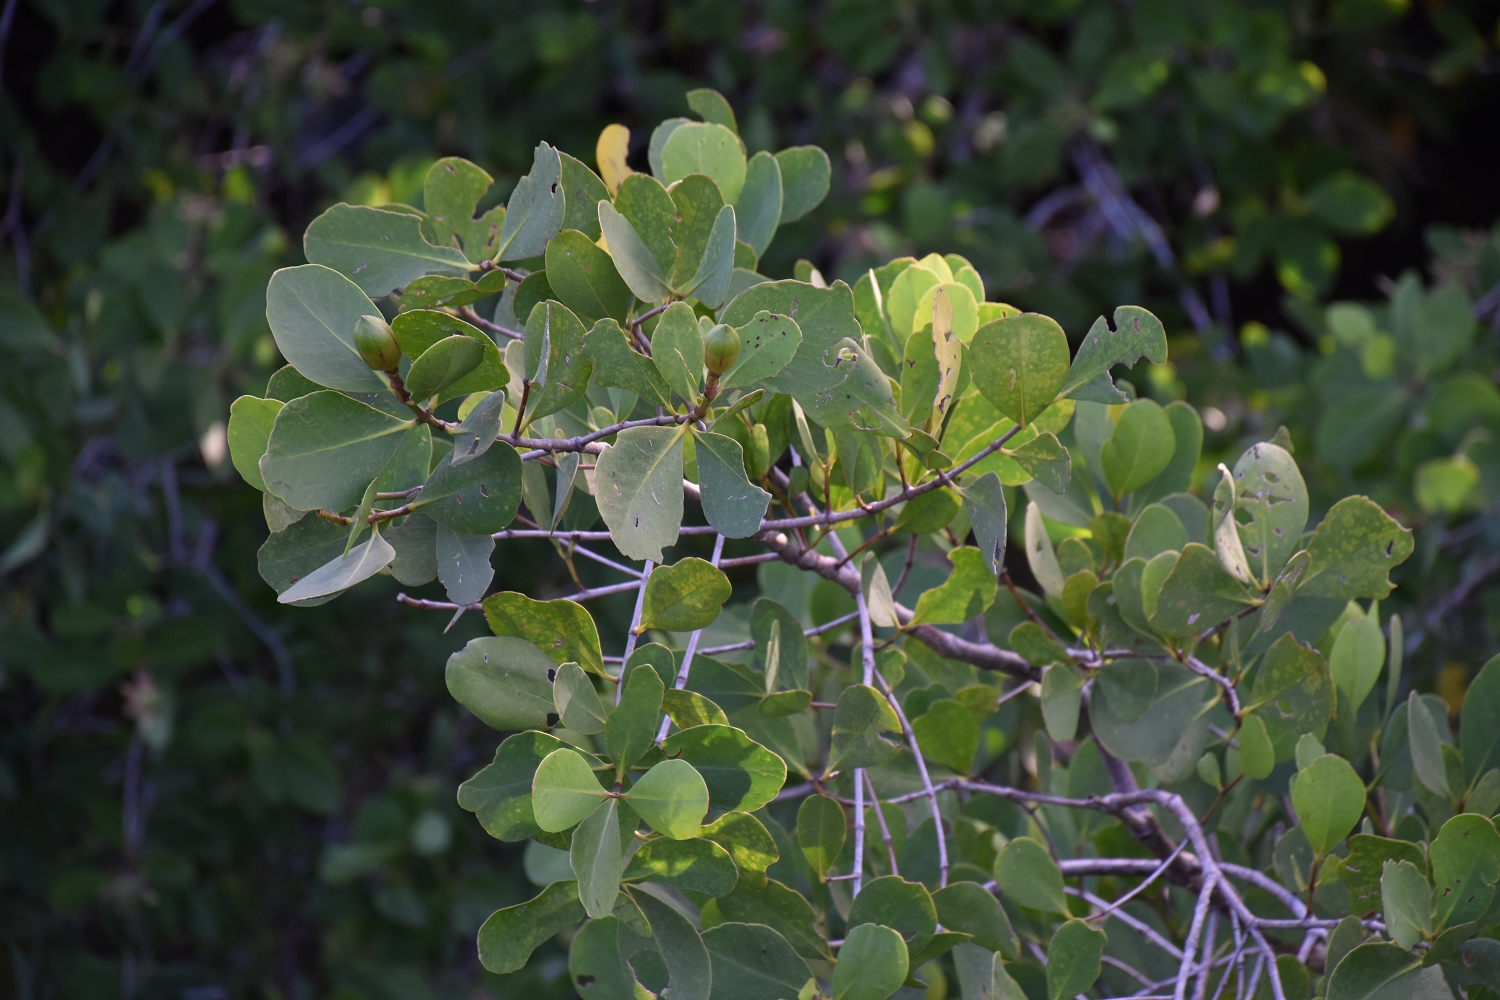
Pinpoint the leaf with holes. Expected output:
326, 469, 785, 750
1228, 441, 1309, 585
495, 143, 565, 262
591, 425, 686, 563
1298, 496, 1414, 601
1248, 634, 1334, 735
445, 636, 556, 732
410, 442, 523, 536
1428, 813, 1500, 929
482, 592, 604, 676
721, 310, 801, 389
1055, 305, 1168, 404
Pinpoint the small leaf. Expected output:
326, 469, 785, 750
595, 123, 633, 196
701, 923, 811, 1000
1407, 691, 1451, 799
1148, 543, 1259, 638
607, 665, 664, 779
495, 142, 565, 262
570, 798, 623, 919
277, 528, 395, 603
796, 794, 846, 879
1338, 834, 1428, 910
736, 152, 783, 259
969, 312, 1070, 426
1460, 654, 1500, 788
752, 598, 808, 692
545, 229, 632, 325
227, 396, 283, 491
523, 300, 593, 421
533, 748, 610, 832
623, 837, 738, 896
448, 389, 506, 465
831, 924, 909, 1000
774, 146, 831, 224
860, 553, 900, 629
848, 876, 937, 961
1429, 813, 1500, 929
434, 523, 494, 606
265, 265, 390, 393
624, 758, 710, 839
1040, 663, 1084, 743
1239, 713, 1276, 780
651, 300, 706, 403
554, 662, 608, 735
934, 882, 1018, 959
993, 837, 1068, 916
1004, 432, 1071, 495
696, 431, 772, 538
592, 425, 686, 562
1123, 503, 1188, 562
482, 592, 605, 676
640, 557, 733, 632
825, 684, 902, 775
303, 203, 470, 298
1381, 859, 1432, 949
459, 730, 578, 841
581, 317, 673, 408
445, 635, 556, 731
1102, 399, 1177, 499
1045, 919, 1105, 1000
661, 122, 747, 203
1248, 633, 1336, 735
1055, 305, 1168, 404
1024, 501, 1065, 597
477, 879, 585, 974
1292, 753, 1366, 856
662, 689, 730, 729
909, 547, 999, 625
391, 309, 508, 402
1228, 441, 1309, 585
912, 699, 980, 774
662, 724, 787, 815
1331, 612, 1386, 714
960, 472, 1008, 577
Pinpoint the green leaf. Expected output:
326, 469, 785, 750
687, 88, 738, 131
832, 923, 909, 1000
228, 395, 282, 491
1249, 634, 1335, 735
1094, 658, 1158, 722
897, 486, 960, 536
623, 837, 738, 896
1124, 503, 1188, 562
594, 425, 686, 562
663, 689, 730, 729
482, 592, 605, 676
684, 204, 736, 309
1040, 663, 1084, 743
445, 635, 556, 731
825, 684, 902, 775
303, 203, 471, 298
1292, 753, 1366, 855
796, 794, 846, 879
1429, 813, 1500, 929
477, 879, 586, 974
641, 557, 732, 632
1306, 171, 1395, 236
571, 798, 624, 919
701, 811, 779, 891
558, 152, 610, 241
912, 699, 980, 774
1229, 441, 1309, 586
736, 152, 783, 259
496, 143, 565, 262
1099, 399, 1175, 498
544, 230, 632, 325
608, 665, 665, 780
1338, 834, 1428, 910
969, 313, 1069, 426
1408, 691, 1451, 799
662, 725, 787, 815
701, 923, 811, 1000
1045, 919, 1105, 1000
696, 431, 772, 538
554, 662, 608, 735
1381, 859, 1432, 949
848, 876, 937, 958
1461, 655, 1500, 788
774, 146, 831, 224
624, 758, 710, 839
448, 389, 506, 466
256, 513, 348, 606
1148, 543, 1259, 638
993, 837, 1068, 916
1092, 662, 1211, 768
390, 309, 508, 402
708, 879, 832, 962
1134, 403, 1204, 506
909, 547, 999, 625
261, 391, 414, 512
661, 122, 747, 203
266, 265, 391, 392
1331, 612, 1385, 714
721, 310, 801, 389
752, 598, 808, 692
533, 748, 611, 832
581, 318, 673, 408
1325, 942, 1426, 1000
1056, 305, 1168, 404
458, 731, 574, 841
523, 300, 593, 421
651, 302, 705, 404
411, 442, 523, 535
886, 265, 943, 341
277, 527, 395, 604
423, 156, 505, 262
598, 201, 672, 303
1023, 501, 1065, 597
1240, 713, 1276, 780
934, 882, 1018, 959
404, 335, 484, 402
1003, 432, 1071, 495
1298, 496, 1415, 601
567, 915, 637, 999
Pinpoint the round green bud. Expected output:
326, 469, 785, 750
703, 323, 740, 378
353, 315, 401, 371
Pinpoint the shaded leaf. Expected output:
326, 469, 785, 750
593, 425, 686, 562
1292, 753, 1366, 855
477, 879, 585, 974
623, 837, 738, 896
696, 431, 772, 538
261, 390, 414, 512
303, 203, 470, 298
662, 725, 787, 815
831, 923, 909, 1000
825, 684, 902, 775
445, 635, 555, 731
993, 837, 1068, 916
641, 557, 733, 632
796, 794, 846, 880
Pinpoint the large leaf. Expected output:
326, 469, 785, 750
533, 748, 611, 832
1381, 859, 1431, 950
1298, 496, 1414, 600
496, 142, 565, 262
627, 889, 713, 1000
623, 758, 710, 839
908, 547, 999, 625
1429, 813, 1500, 929
707, 879, 831, 962
623, 837, 738, 896
1099, 399, 1175, 498
571, 798, 624, 919
662, 725, 787, 815
261, 391, 414, 512
444, 635, 555, 731
969, 313, 1069, 426
993, 837, 1068, 916
701, 923, 810, 1000
696, 431, 772, 538
523, 300, 593, 420
277, 529, 395, 604
641, 557, 733, 632
582, 318, 673, 407
545, 229, 632, 325
1226, 441, 1309, 585
1045, 919, 1105, 1000
751, 598, 808, 692
824, 684, 902, 775
660, 122, 747, 203
477, 879, 586, 974
1338, 834, 1428, 910
775, 146, 831, 223
831, 923, 908, 1000
303, 203, 470, 297
934, 882, 1018, 958
847, 876, 937, 958
1091, 662, 1212, 767
593, 425, 686, 562
1291, 754, 1366, 855
1325, 942, 1428, 1000
482, 592, 604, 676
411, 442, 523, 535
558, 151, 611, 241
1148, 543, 1259, 637
458, 730, 573, 841
265, 265, 389, 393
683, 205, 737, 309
1055, 305, 1168, 404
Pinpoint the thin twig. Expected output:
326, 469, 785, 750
656, 535, 725, 742
619, 559, 653, 704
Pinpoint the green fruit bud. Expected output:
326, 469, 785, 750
703, 323, 740, 378
353, 315, 402, 371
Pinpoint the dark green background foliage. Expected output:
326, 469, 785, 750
0, 0, 1497, 997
